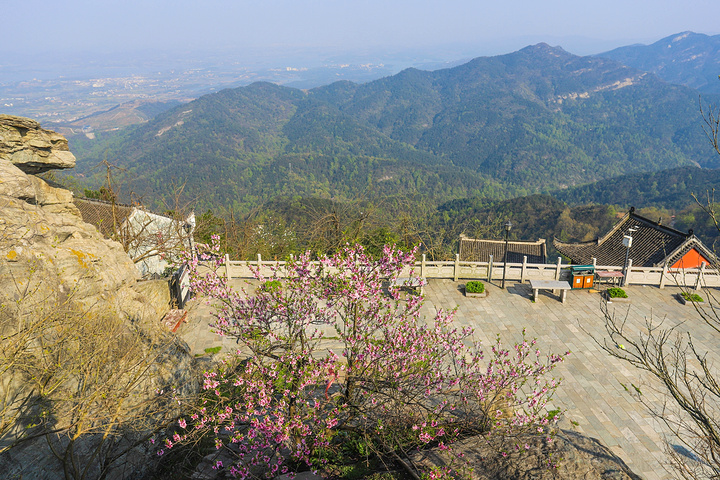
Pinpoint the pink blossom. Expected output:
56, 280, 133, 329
161, 242, 567, 477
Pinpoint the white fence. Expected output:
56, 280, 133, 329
221, 254, 720, 290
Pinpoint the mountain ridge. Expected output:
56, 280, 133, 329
67, 42, 718, 213
599, 31, 720, 93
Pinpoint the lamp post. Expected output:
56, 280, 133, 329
502, 221, 513, 289
622, 227, 638, 285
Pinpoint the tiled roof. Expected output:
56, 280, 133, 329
662, 235, 717, 268
553, 208, 715, 267
459, 236, 547, 263
73, 197, 135, 238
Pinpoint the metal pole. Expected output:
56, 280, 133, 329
502, 221, 512, 289
623, 245, 630, 277
622, 227, 637, 279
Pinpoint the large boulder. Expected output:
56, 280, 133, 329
410, 430, 641, 480
0, 114, 76, 173
0, 157, 141, 319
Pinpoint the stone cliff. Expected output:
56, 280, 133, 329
0, 114, 161, 322
0, 114, 76, 174
0, 115, 197, 480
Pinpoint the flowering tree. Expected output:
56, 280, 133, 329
167, 239, 567, 478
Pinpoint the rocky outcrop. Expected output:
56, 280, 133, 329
0, 115, 168, 322
0, 114, 76, 173
0, 158, 141, 319
410, 430, 641, 480
0, 115, 196, 480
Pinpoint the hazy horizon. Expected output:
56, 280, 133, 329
0, 32, 715, 85
4, 0, 720, 124
3, 0, 720, 77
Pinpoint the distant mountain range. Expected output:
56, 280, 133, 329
68, 41, 720, 213
599, 31, 720, 93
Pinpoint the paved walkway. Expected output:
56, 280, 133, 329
178, 278, 720, 480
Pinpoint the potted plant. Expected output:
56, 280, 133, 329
678, 291, 704, 305
257, 279, 282, 294
465, 280, 487, 298
605, 287, 629, 302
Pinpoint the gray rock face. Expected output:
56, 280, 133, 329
410, 430, 641, 480
0, 114, 76, 173
0, 156, 140, 317
0, 117, 196, 480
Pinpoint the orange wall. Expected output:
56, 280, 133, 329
671, 248, 712, 269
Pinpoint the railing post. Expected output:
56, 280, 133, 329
224, 254, 230, 279
659, 262, 668, 289
592, 257, 597, 268
421, 254, 426, 279
257, 253, 262, 275
454, 254, 460, 282
555, 257, 562, 280
695, 261, 706, 291
623, 259, 632, 286
521, 255, 527, 283
488, 255, 493, 282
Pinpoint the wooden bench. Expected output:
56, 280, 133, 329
529, 280, 572, 303
596, 270, 624, 286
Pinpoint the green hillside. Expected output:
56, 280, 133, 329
556, 166, 720, 210
192, 193, 622, 261
68, 83, 508, 212
66, 43, 718, 214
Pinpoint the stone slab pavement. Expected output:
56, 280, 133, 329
177, 277, 719, 480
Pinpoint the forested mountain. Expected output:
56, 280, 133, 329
68, 43, 718, 213
70, 83, 509, 212
192, 193, 620, 261
599, 32, 720, 94
556, 166, 720, 210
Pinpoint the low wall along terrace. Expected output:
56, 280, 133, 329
220, 254, 720, 290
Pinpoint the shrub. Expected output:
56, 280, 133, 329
465, 280, 485, 294
258, 279, 282, 293
681, 291, 704, 302
606, 287, 628, 298
0, 281, 189, 479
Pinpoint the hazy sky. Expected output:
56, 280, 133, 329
5, 0, 720, 58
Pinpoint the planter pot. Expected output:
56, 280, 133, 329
678, 293, 703, 306
607, 297, 630, 303
465, 289, 487, 298
605, 292, 630, 302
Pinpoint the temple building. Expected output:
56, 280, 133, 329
553, 207, 715, 268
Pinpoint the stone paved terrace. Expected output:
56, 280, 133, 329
178, 278, 720, 480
